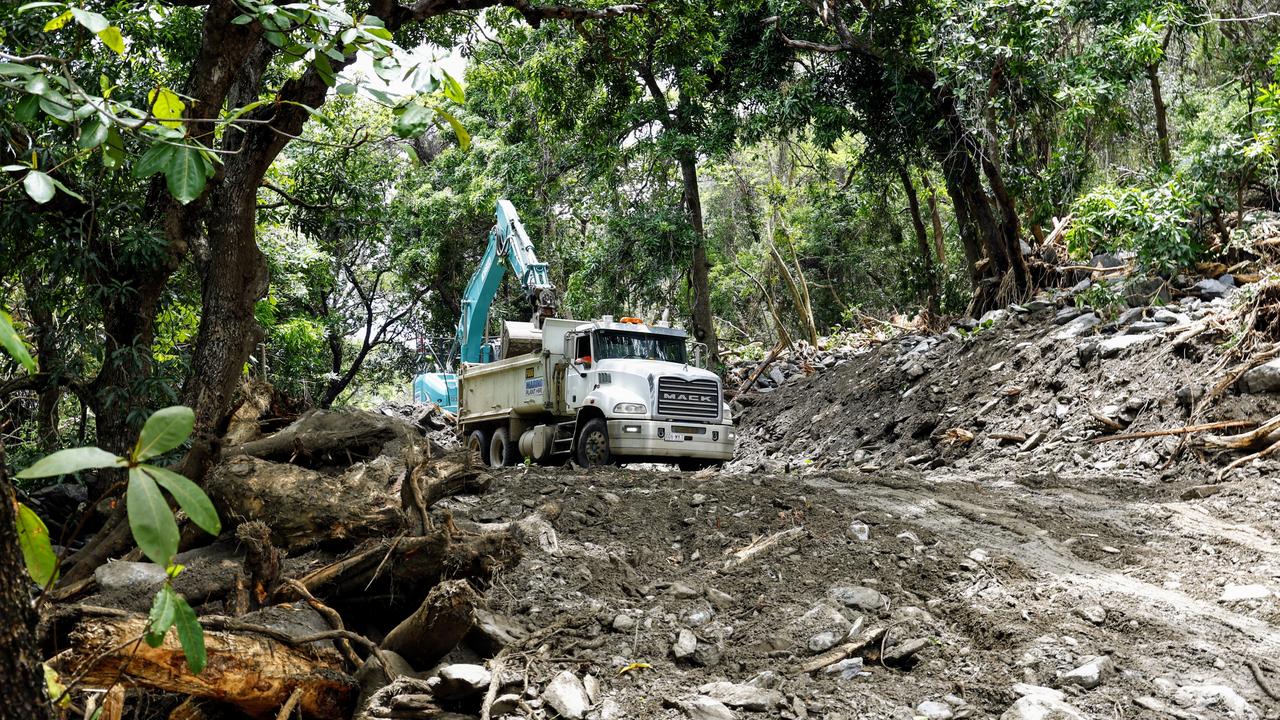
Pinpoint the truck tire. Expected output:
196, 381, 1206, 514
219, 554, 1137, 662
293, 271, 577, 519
467, 429, 490, 466
574, 418, 613, 468
489, 427, 519, 467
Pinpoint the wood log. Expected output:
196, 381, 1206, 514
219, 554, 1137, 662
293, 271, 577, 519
50, 606, 356, 720
225, 407, 430, 466
402, 450, 491, 534
287, 530, 520, 613
206, 455, 406, 551
236, 521, 281, 609
381, 579, 478, 668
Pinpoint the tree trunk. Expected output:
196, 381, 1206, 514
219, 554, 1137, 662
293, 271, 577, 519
921, 174, 946, 265
898, 167, 941, 320
1147, 63, 1172, 168
678, 149, 719, 364
0, 444, 53, 720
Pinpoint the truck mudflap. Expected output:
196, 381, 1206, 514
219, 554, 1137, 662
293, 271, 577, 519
606, 419, 735, 461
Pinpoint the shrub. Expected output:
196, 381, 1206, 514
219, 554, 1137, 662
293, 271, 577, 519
1066, 180, 1200, 275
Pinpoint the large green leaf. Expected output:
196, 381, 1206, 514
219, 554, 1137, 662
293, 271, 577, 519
142, 465, 220, 536
16, 502, 58, 586
164, 146, 209, 205
133, 142, 176, 179
393, 102, 435, 138
173, 593, 206, 674
133, 405, 195, 461
97, 26, 125, 55
436, 108, 470, 151
78, 118, 109, 149
0, 311, 36, 373
17, 447, 122, 479
148, 86, 185, 129
127, 467, 180, 566
145, 585, 177, 647
23, 170, 54, 203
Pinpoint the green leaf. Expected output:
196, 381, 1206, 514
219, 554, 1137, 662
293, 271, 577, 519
141, 465, 220, 536
70, 7, 109, 33
442, 72, 465, 104
39, 94, 74, 121
145, 585, 176, 647
16, 502, 58, 586
48, 175, 85, 202
133, 142, 176, 179
133, 405, 195, 461
78, 118, 109, 149
42, 9, 72, 31
163, 145, 209, 204
127, 466, 180, 566
43, 664, 69, 708
103, 128, 124, 168
230, 13, 253, 24
97, 26, 125, 55
18, 447, 122, 479
436, 108, 470, 151
15, 95, 39, 123
335, 83, 357, 96
173, 594, 206, 674
393, 102, 434, 138
0, 311, 36, 373
148, 87, 185, 129
0, 63, 37, 77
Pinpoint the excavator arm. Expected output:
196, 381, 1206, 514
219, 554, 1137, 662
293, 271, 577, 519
454, 199, 557, 365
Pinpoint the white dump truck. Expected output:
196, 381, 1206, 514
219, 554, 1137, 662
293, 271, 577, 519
458, 315, 735, 469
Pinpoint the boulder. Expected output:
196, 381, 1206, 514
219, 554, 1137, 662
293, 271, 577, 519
1238, 359, 1280, 394
544, 671, 590, 720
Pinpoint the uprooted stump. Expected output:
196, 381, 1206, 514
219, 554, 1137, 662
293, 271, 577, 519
226, 406, 438, 467
51, 605, 356, 720
381, 579, 479, 668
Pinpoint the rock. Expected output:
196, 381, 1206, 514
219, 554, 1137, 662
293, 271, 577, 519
1238, 358, 1280, 394
1011, 684, 1064, 701
678, 696, 736, 720
1194, 278, 1231, 300
594, 698, 624, 720
845, 520, 870, 542
1173, 684, 1253, 716
905, 362, 927, 379
697, 681, 785, 711
1151, 308, 1183, 324
1053, 307, 1084, 325
1073, 604, 1107, 625
544, 671, 590, 720
768, 367, 786, 385
673, 629, 697, 659
1220, 584, 1271, 602
612, 614, 637, 632
669, 581, 701, 598
968, 548, 990, 562
883, 637, 929, 664
1000, 695, 1086, 720
916, 700, 954, 719
689, 494, 707, 507
94, 561, 168, 592
1059, 655, 1114, 690
1097, 333, 1158, 358
583, 674, 600, 704
354, 650, 415, 711
706, 588, 734, 608
829, 585, 887, 612
492, 693, 521, 715
692, 641, 722, 667
1116, 307, 1145, 325
824, 657, 865, 680
1181, 484, 1225, 500
1053, 313, 1099, 340
807, 631, 840, 653
979, 309, 1008, 325
434, 664, 491, 700
1025, 299, 1055, 312
684, 603, 714, 627
1128, 321, 1165, 333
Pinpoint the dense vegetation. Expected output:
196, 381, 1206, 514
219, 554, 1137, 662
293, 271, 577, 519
2, 0, 1280, 713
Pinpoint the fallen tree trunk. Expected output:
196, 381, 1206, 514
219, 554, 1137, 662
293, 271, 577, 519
381, 579, 478, 668
225, 407, 430, 466
50, 607, 356, 720
402, 450, 490, 534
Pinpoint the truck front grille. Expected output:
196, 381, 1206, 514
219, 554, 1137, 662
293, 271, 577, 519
656, 377, 721, 421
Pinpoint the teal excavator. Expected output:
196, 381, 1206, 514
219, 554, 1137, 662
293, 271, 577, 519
412, 200, 557, 413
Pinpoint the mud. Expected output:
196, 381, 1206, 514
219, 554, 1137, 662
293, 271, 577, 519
446, 291, 1280, 719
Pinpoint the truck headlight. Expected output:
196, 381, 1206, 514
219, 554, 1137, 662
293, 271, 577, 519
613, 402, 647, 414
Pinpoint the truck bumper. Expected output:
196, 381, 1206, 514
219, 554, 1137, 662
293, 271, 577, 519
607, 419, 735, 461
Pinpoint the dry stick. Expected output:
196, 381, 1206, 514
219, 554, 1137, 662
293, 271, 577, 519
1090, 420, 1259, 444
479, 649, 511, 720
1202, 411, 1280, 450
1217, 438, 1280, 481
735, 342, 786, 396
279, 579, 362, 670
275, 687, 304, 720
1088, 409, 1124, 432
1247, 660, 1280, 701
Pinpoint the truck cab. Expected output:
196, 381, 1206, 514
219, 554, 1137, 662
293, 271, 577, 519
560, 317, 734, 467
457, 315, 736, 469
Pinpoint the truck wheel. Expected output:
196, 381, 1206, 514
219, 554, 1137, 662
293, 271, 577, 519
466, 429, 490, 466
575, 418, 613, 468
489, 427, 519, 468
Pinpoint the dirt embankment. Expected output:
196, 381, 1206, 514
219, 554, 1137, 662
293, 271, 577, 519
446, 278, 1280, 720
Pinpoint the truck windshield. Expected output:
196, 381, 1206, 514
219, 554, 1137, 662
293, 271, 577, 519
594, 330, 687, 363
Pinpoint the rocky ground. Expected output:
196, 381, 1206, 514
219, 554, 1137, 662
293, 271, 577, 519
426, 273, 1280, 720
